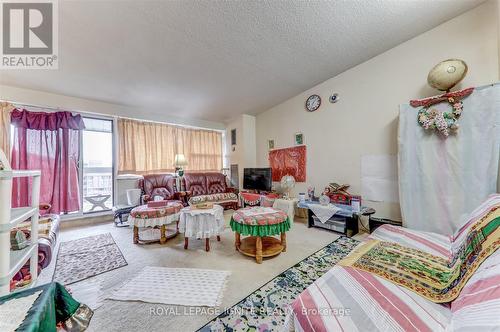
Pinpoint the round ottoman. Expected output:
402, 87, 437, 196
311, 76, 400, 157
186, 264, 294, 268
129, 202, 183, 244
230, 206, 291, 263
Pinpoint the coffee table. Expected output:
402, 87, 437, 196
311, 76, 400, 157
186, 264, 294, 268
179, 204, 224, 251
230, 207, 290, 263
129, 202, 183, 244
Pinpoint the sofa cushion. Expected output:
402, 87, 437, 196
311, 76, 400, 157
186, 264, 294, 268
370, 224, 452, 260
188, 192, 238, 206
287, 265, 452, 331
450, 250, 500, 330
183, 173, 208, 196
206, 173, 227, 194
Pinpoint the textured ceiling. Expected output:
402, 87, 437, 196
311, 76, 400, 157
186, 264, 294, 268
0, 0, 485, 123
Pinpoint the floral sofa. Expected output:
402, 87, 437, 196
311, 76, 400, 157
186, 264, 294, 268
286, 194, 500, 331
182, 172, 238, 210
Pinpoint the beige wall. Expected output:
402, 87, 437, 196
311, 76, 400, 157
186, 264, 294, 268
0, 84, 225, 130
255, 1, 499, 220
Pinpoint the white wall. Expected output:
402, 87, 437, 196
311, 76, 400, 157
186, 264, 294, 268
0, 85, 225, 130
255, 1, 499, 220
226, 114, 257, 188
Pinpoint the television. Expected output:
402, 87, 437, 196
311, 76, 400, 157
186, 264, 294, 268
243, 168, 272, 192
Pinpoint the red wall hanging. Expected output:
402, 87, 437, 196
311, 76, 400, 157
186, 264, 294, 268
268, 145, 306, 182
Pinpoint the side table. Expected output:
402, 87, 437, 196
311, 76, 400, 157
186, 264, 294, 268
179, 205, 225, 252
231, 207, 290, 264
128, 203, 182, 244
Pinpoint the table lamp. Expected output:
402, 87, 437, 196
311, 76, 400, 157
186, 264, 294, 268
174, 154, 188, 176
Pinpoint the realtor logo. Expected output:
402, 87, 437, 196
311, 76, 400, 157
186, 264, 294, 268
1, 0, 58, 69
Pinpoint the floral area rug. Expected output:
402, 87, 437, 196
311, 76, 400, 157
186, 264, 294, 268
198, 236, 359, 332
53, 233, 127, 285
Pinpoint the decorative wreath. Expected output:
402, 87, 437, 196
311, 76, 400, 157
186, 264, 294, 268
410, 87, 474, 138
417, 98, 463, 137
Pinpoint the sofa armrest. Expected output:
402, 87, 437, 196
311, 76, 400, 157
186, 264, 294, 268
142, 194, 151, 203
39, 203, 51, 216
174, 191, 191, 206
226, 187, 238, 194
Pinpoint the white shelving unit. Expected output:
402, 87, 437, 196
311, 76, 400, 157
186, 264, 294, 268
0, 149, 40, 296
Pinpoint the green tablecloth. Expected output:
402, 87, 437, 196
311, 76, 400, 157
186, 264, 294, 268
0, 282, 93, 332
230, 218, 291, 236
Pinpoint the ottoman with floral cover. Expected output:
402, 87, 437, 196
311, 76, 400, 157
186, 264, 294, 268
129, 202, 183, 244
230, 207, 290, 263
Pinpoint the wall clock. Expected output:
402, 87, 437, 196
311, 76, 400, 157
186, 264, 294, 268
305, 94, 321, 112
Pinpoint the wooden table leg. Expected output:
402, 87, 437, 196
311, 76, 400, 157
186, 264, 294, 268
160, 225, 167, 244
184, 237, 188, 249
133, 226, 139, 244
217, 235, 221, 242
281, 232, 287, 252
206, 238, 210, 252
256, 236, 263, 264
235, 232, 241, 250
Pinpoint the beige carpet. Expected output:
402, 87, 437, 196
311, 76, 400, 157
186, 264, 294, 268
39, 212, 344, 332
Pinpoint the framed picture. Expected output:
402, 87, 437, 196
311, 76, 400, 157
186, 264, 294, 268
294, 132, 304, 145
231, 129, 236, 145
268, 139, 275, 150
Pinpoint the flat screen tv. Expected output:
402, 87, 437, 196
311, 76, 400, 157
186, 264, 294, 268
243, 168, 272, 192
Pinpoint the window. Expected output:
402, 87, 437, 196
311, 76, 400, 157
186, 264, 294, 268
81, 117, 114, 213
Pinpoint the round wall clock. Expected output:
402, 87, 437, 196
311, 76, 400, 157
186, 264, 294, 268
305, 94, 321, 112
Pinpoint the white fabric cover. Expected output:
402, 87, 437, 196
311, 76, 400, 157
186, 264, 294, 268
0, 291, 42, 332
398, 84, 500, 235
179, 205, 225, 238
272, 198, 297, 224
107, 266, 230, 307
309, 203, 341, 223
129, 212, 180, 228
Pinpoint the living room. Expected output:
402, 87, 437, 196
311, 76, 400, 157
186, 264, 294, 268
1, 0, 500, 331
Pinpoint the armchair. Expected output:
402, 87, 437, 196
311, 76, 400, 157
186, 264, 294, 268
140, 174, 187, 206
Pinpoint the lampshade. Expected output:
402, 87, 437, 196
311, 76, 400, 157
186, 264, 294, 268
174, 154, 188, 166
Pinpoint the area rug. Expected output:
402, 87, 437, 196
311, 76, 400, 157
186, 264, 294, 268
107, 266, 230, 307
198, 236, 359, 332
53, 233, 127, 285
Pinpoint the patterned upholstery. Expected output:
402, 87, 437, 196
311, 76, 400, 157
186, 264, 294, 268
183, 172, 238, 210
141, 174, 177, 202
189, 192, 238, 205
206, 173, 227, 194
13, 211, 60, 282
183, 173, 208, 196
232, 207, 288, 225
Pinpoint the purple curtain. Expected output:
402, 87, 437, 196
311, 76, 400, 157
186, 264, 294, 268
11, 109, 85, 214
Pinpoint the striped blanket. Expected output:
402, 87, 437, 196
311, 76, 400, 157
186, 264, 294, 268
286, 194, 500, 331
339, 206, 499, 303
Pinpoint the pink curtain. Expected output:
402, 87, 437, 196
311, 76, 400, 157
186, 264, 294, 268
11, 109, 85, 214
